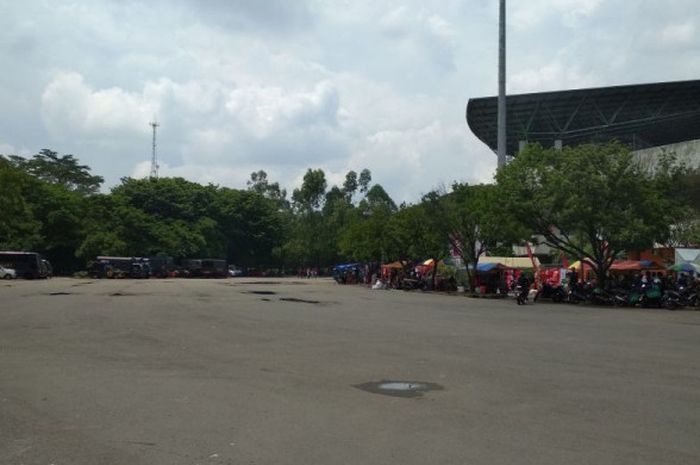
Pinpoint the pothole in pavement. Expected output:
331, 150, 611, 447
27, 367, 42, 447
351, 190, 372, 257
245, 290, 277, 295
279, 297, 320, 304
48, 292, 72, 296
354, 380, 444, 398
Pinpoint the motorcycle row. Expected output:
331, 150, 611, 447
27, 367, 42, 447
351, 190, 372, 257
514, 279, 699, 310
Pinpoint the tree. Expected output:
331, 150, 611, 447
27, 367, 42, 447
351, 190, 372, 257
342, 170, 358, 201
9, 149, 103, 195
247, 170, 289, 210
422, 183, 511, 290
212, 188, 285, 268
292, 168, 327, 212
339, 184, 397, 263
496, 141, 686, 287
358, 168, 372, 194
288, 169, 328, 267
0, 157, 41, 249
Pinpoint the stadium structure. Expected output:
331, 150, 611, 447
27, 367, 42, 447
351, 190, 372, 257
466, 79, 700, 168
466, 79, 700, 259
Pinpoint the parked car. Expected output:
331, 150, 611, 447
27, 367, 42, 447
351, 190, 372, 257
228, 265, 244, 277
0, 265, 17, 279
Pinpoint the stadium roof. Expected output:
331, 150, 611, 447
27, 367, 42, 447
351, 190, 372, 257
466, 79, 700, 156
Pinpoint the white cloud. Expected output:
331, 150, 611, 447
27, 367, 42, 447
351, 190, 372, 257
131, 160, 153, 179
0, 142, 26, 155
41, 72, 162, 139
347, 120, 495, 201
659, 21, 697, 45
512, 0, 604, 30
509, 62, 602, 93
2, 0, 699, 203
225, 81, 340, 137
378, 7, 457, 71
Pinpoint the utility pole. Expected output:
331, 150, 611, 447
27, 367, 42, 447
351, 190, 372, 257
149, 120, 160, 179
497, 0, 507, 169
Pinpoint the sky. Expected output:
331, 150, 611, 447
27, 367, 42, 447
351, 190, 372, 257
1, 0, 699, 203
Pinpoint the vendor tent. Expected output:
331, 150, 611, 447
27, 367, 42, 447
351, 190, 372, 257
610, 260, 648, 271
382, 261, 405, 270
570, 259, 663, 272
476, 262, 510, 272
333, 263, 360, 272
676, 248, 700, 264
479, 256, 540, 269
668, 262, 700, 273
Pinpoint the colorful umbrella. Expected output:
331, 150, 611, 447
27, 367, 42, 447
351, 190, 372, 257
667, 262, 700, 273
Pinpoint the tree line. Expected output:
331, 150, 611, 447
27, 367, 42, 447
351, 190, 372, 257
1, 143, 698, 284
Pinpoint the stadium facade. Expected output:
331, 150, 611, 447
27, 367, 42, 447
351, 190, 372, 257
466, 79, 700, 168
466, 79, 700, 259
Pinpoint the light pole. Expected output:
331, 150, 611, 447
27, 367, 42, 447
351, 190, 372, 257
497, 0, 507, 169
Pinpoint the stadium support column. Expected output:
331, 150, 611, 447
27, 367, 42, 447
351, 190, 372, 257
497, 0, 507, 169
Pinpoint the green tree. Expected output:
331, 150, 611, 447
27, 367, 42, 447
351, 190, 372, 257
288, 169, 328, 267
247, 170, 289, 210
292, 168, 327, 212
422, 183, 510, 289
9, 149, 103, 194
358, 168, 372, 194
213, 188, 285, 268
0, 157, 41, 249
496, 141, 686, 287
339, 184, 397, 263
342, 170, 358, 202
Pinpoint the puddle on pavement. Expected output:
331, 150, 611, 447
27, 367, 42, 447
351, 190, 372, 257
354, 380, 444, 398
279, 297, 320, 304
123, 440, 157, 447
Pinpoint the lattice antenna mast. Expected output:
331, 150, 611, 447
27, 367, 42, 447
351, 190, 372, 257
149, 120, 160, 179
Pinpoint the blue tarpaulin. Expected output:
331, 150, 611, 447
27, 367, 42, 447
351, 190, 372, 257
476, 263, 503, 272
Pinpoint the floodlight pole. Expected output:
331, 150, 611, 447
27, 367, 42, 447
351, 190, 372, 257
497, 0, 507, 169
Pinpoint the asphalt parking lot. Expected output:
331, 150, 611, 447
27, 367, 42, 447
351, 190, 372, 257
1, 277, 699, 465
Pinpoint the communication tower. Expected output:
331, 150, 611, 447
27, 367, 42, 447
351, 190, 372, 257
149, 120, 160, 179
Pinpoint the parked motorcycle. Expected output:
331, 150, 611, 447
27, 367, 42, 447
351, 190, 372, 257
590, 287, 625, 306
534, 283, 566, 303
637, 282, 663, 308
661, 289, 683, 310
514, 285, 530, 305
567, 283, 591, 304
677, 285, 699, 308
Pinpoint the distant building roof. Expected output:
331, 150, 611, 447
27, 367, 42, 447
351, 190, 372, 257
466, 79, 700, 156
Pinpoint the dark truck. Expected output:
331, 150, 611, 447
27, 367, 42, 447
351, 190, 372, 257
180, 259, 228, 278
90, 256, 151, 279
0, 251, 48, 279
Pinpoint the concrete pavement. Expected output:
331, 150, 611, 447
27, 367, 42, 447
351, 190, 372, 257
1, 277, 699, 464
